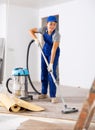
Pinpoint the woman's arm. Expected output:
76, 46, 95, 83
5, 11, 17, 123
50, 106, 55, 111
50, 41, 59, 64
29, 28, 38, 40
48, 41, 59, 72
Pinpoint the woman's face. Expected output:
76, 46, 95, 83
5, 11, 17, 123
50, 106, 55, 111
47, 22, 57, 33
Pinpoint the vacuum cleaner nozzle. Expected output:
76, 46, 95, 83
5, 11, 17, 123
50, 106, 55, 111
61, 107, 78, 114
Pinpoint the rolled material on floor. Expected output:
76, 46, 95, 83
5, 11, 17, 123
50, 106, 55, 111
13, 96, 45, 112
0, 94, 21, 112
10, 105, 21, 112
0, 93, 44, 112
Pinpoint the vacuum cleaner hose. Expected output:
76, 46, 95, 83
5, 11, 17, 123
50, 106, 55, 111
6, 78, 12, 94
26, 40, 41, 95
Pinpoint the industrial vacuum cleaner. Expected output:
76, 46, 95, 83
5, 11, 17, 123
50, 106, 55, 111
6, 39, 78, 114
6, 40, 40, 100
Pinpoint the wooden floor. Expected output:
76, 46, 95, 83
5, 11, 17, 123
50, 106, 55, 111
17, 118, 95, 130
17, 83, 95, 130
17, 119, 75, 130
0, 83, 95, 130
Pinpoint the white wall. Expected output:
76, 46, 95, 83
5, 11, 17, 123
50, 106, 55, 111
0, 3, 6, 86
4, 0, 95, 88
6, 5, 39, 81
39, 0, 95, 88
0, 4, 6, 38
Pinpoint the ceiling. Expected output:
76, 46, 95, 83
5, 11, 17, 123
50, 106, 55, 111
1, 0, 72, 9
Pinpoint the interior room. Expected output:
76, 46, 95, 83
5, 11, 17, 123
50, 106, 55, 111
0, 0, 95, 129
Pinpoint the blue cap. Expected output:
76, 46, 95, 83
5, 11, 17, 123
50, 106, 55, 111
47, 16, 57, 23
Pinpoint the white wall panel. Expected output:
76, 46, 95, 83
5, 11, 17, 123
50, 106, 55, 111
39, 0, 95, 88
0, 4, 6, 37
6, 5, 39, 81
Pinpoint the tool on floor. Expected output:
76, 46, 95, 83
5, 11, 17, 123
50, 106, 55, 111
74, 79, 95, 130
36, 39, 78, 114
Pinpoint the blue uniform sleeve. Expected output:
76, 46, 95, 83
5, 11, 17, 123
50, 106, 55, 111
53, 31, 60, 42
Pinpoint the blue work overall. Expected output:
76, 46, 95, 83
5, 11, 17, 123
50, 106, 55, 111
41, 29, 60, 97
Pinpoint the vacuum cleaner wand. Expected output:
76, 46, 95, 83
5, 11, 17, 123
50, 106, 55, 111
37, 41, 78, 114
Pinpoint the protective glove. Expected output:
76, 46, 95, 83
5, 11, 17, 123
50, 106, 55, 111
48, 63, 53, 72
35, 39, 40, 46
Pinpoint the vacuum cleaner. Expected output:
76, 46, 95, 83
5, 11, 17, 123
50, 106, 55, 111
6, 40, 40, 100
35, 40, 78, 114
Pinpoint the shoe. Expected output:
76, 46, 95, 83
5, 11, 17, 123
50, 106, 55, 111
38, 94, 48, 99
51, 97, 58, 103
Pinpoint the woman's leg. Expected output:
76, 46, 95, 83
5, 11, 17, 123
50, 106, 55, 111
41, 55, 48, 94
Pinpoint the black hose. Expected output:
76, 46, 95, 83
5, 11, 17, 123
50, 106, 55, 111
6, 78, 12, 94
26, 40, 41, 95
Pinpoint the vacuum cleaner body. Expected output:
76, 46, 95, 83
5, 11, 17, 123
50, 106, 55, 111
12, 68, 29, 97
6, 68, 33, 100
